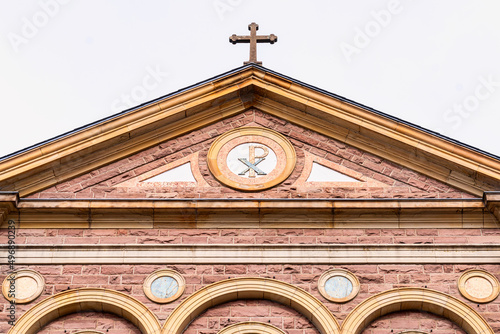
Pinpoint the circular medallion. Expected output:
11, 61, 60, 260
318, 269, 360, 303
2, 269, 45, 304
143, 269, 185, 303
458, 269, 499, 303
207, 127, 296, 191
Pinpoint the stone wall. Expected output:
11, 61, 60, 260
1, 263, 499, 333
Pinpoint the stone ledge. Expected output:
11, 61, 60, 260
2, 243, 499, 264
3, 198, 499, 229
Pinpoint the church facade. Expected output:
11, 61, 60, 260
1, 64, 500, 334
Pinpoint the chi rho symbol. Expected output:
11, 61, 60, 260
238, 145, 269, 178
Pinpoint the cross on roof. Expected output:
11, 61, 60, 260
229, 22, 277, 65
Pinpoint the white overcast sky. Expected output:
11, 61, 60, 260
1, 0, 499, 158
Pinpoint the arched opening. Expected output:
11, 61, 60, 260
341, 288, 494, 334
360, 310, 465, 334
217, 321, 286, 334
37, 311, 142, 334
8, 288, 161, 334
186, 299, 318, 334
161, 277, 340, 334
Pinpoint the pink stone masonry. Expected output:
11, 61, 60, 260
1, 264, 499, 333
361, 310, 468, 334
4, 228, 499, 245
36, 311, 141, 334
29, 110, 473, 200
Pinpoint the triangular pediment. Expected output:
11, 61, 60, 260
25, 111, 471, 200
0, 64, 499, 199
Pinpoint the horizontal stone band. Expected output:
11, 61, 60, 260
2, 244, 499, 264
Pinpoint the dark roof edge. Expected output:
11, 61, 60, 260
0, 65, 254, 161
1, 64, 499, 162
257, 65, 500, 161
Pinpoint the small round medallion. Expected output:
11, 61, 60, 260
143, 269, 185, 303
318, 269, 360, 303
151, 276, 179, 299
207, 127, 296, 191
458, 269, 499, 303
325, 276, 353, 299
2, 269, 45, 304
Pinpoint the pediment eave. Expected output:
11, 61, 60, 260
0, 65, 500, 197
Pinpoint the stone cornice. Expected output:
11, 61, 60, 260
0, 192, 18, 223
3, 244, 499, 264
484, 191, 500, 222
2, 198, 499, 228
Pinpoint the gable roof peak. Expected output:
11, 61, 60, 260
1, 65, 500, 197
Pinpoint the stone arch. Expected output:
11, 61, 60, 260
341, 287, 494, 334
8, 288, 161, 334
161, 277, 340, 334
217, 322, 286, 334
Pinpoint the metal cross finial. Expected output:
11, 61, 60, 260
229, 22, 277, 65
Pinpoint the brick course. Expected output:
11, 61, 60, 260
29, 110, 472, 200
4, 228, 499, 245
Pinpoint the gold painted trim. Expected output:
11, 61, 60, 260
217, 322, 286, 334
458, 269, 500, 304
207, 127, 296, 191
3, 198, 498, 229
318, 269, 360, 303
2, 269, 44, 304
340, 287, 494, 334
143, 269, 185, 304
7, 288, 161, 334
11, 198, 488, 210
251, 79, 499, 196
161, 277, 340, 334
